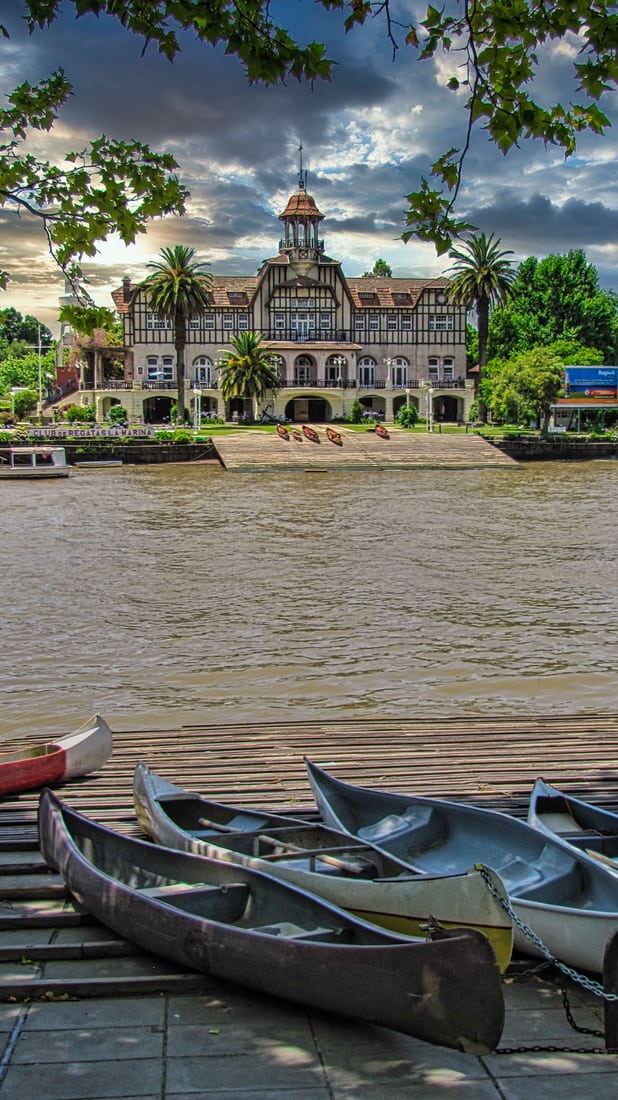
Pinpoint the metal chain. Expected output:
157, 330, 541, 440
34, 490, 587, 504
476, 863, 618, 1001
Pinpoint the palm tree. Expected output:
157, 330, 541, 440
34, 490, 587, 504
142, 245, 212, 424
447, 233, 515, 422
218, 332, 280, 420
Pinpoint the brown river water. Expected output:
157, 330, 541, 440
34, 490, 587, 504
1, 460, 617, 738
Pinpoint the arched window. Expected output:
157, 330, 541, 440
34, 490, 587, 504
442, 357, 454, 381
325, 355, 347, 385
358, 356, 376, 387
392, 357, 409, 387
294, 355, 313, 384
193, 356, 213, 385
428, 357, 439, 382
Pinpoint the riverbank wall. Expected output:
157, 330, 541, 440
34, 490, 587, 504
63, 440, 219, 465
496, 438, 618, 461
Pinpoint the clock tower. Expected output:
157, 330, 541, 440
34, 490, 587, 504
278, 146, 325, 277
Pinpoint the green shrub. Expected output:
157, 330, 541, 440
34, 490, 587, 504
348, 399, 364, 424
108, 404, 128, 426
66, 404, 95, 423
0, 429, 12, 443
396, 404, 419, 428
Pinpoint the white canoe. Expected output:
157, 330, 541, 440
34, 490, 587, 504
133, 763, 513, 971
305, 758, 618, 974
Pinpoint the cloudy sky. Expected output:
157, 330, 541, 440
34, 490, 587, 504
1, 1, 617, 333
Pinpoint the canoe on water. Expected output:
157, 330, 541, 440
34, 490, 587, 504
39, 789, 505, 1054
133, 763, 513, 971
528, 778, 618, 871
0, 715, 113, 796
305, 758, 618, 974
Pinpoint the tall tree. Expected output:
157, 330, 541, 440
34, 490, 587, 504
488, 252, 618, 363
1, 1, 615, 271
447, 233, 516, 421
218, 332, 280, 419
142, 246, 212, 425
362, 259, 393, 278
485, 348, 565, 437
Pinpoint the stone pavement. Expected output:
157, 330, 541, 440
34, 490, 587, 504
1, 963, 617, 1100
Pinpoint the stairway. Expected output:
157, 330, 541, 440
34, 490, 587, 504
214, 426, 519, 471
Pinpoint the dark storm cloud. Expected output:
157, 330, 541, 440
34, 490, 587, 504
464, 192, 618, 254
1, 0, 617, 325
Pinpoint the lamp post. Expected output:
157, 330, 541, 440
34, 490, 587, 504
421, 381, 434, 432
193, 386, 201, 432
332, 355, 346, 383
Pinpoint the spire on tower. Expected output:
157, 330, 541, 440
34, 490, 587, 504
298, 144, 307, 191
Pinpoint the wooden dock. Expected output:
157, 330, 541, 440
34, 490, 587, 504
1, 712, 617, 1001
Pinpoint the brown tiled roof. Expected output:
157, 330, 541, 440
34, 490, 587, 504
347, 276, 449, 309
279, 189, 324, 219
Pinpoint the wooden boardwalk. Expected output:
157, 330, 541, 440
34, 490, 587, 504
215, 426, 518, 471
1, 712, 617, 1001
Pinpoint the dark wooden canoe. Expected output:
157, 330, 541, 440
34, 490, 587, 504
133, 763, 513, 970
326, 426, 342, 446
0, 715, 112, 797
302, 425, 320, 443
305, 758, 618, 974
276, 423, 289, 440
38, 789, 505, 1053
292, 429, 303, 441
375, 423, 389, 439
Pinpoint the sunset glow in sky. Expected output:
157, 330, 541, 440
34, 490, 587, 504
2, 1, 617, 333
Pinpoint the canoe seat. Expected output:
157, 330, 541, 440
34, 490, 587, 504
538, 812, 585, 834
357, 806, 440, 851
139, 882, 210, 897
251, 921, 334, 940
139, 881, 250, 919
519, 848, 582, 903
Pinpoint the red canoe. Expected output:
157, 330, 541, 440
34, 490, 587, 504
0, 715, 113, 796
302, 425, 320, 443
375, 423, 390, 439
276, 423, 289, 440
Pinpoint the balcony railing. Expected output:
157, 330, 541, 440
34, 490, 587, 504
277, 378, 357, 389
82, 374, 468, 393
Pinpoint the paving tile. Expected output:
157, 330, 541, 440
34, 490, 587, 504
325, 1082, 501, 1100
484, 1050, 618, 1077
11, 1024, 164, 1063
166, 1050, 325, 1094
23, 995, 165, 1030
497, 1073, 618, 1100
0, 1058, 162, 1099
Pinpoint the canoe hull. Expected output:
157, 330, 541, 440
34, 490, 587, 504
305, 758, 618, 974
39, 790, 505, 1054
528, 778, 618, 866
0, 715, 113, 796
133, 763, 513, 971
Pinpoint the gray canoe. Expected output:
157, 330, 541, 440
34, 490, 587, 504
305, 758, 618, 974
528, 777, 618, 870
38, 788, 505, 1054
133, 763, 513, 971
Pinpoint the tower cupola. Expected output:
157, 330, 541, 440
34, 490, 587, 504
279, 146, 324, 274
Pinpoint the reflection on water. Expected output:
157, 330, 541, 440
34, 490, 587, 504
1, 460, 617, 735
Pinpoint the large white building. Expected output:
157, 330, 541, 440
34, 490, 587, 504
79, 167, 474, 425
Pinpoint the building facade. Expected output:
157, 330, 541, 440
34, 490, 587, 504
75, 170, 474, 425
